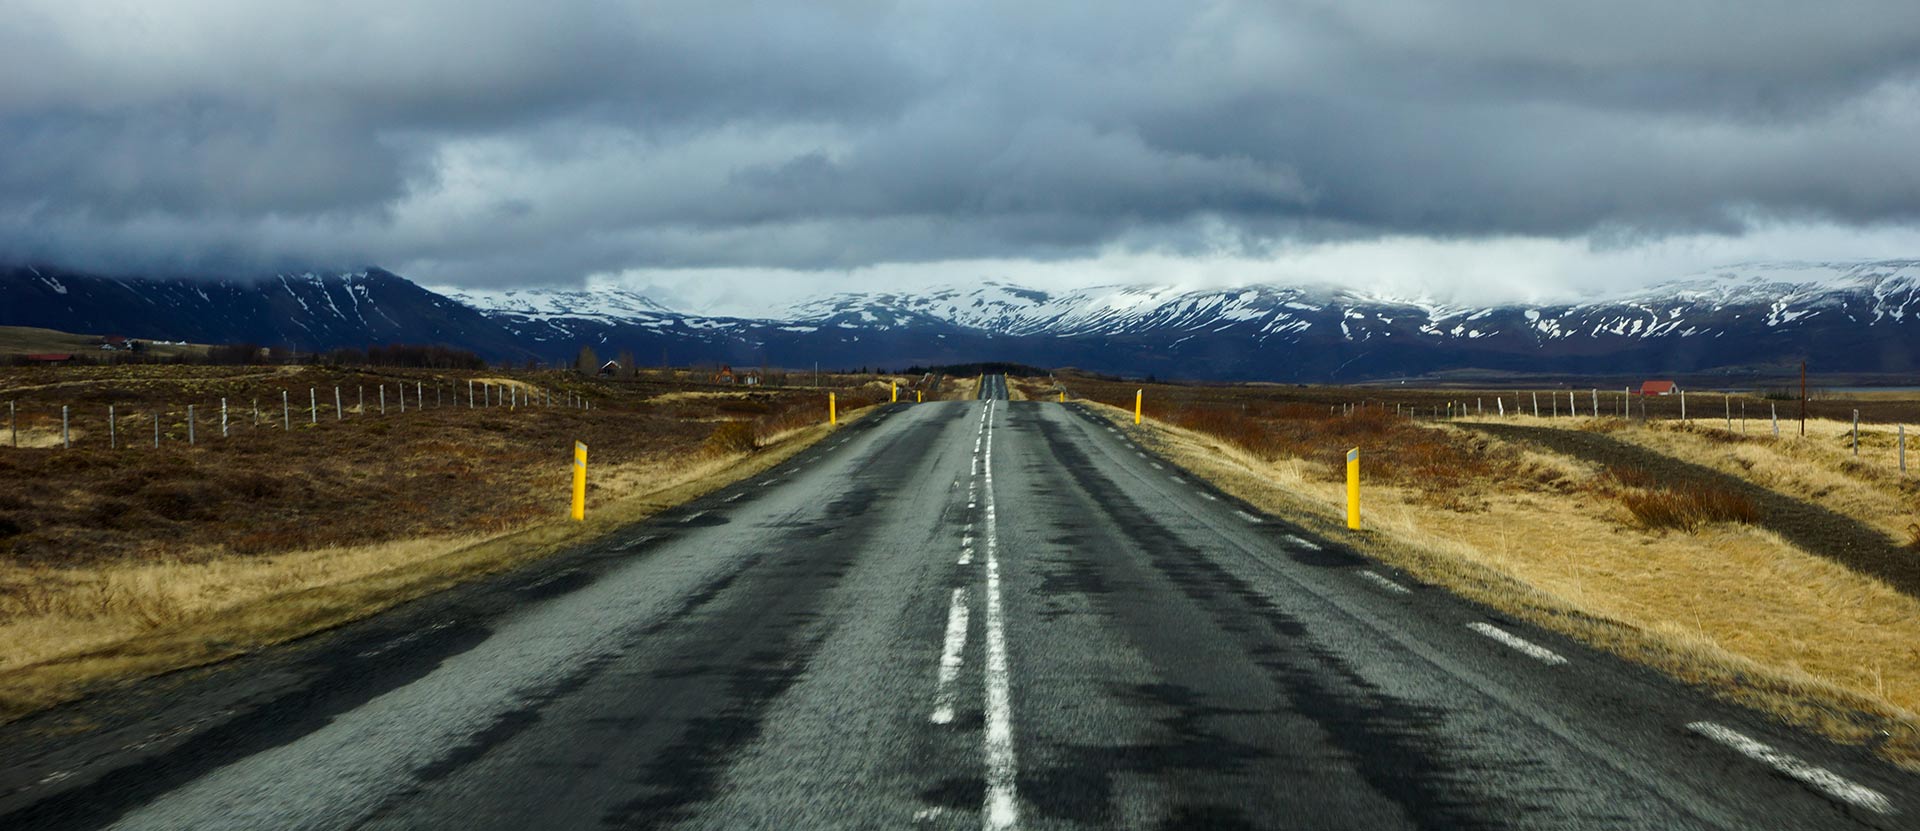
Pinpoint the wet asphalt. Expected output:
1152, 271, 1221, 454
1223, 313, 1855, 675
1, 375, 1916, 830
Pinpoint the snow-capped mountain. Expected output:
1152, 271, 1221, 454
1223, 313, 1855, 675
9, 260, 1920, 380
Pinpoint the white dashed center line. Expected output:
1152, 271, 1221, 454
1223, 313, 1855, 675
680, 511, 708, 524
1467, 622, 1568, 666
1234, 510, 1262, 523
1149, 461, 1163, 470
1686, 722, 1893, 814
1199, 493, 1219, 501
1283, 534, 1320, 551
723, 493, 744, 503
931, 587, 971, 725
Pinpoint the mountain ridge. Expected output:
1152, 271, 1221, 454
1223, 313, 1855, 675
8, 260, 1920, 380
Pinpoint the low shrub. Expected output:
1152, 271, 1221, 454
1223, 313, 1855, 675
1617, 481, 1760, 532
703, 421, 758, 455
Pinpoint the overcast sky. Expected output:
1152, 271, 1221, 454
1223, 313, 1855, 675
4, 0, 1920, 308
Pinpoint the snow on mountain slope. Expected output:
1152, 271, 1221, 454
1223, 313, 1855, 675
765, 261, 1920, 344
437, 286, 677, 322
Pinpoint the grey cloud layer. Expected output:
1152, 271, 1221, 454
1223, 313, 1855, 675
2, 0, 1918, 284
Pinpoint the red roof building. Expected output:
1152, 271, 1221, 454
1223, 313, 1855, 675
1640, 380, 1677, 396
24, 353, 73, 363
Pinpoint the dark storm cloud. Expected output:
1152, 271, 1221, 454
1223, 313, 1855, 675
2, 0, 1919, 285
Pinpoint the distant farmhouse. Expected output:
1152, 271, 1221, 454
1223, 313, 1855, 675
1640, 380, 1678, 396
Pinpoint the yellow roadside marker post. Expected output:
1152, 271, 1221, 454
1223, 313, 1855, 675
571, 441, 587, 521
917, 390, 923, 403
1345, 447, 1360, 530
1134, 389, 1143, 424
892, 381, 898, 403
830, 392, 838, 425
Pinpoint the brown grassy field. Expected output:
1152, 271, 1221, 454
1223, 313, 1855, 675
1039, 372, 1920, 770
0, 364, 910, 721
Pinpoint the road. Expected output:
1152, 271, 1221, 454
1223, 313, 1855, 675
2, 375, 1915, 829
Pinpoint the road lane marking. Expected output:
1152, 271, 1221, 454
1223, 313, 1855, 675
1199, 492, 1218, 501
723, 493, 744, 503
1358, 571, 1412, 594
931, 587, 972, 725
1687, 722, 1894, 814
681, 511, 708, 524
1284, 534, 1320, 550
356, 619, 456, 659
981, 401, 1020, 829
1149, 462, 1164, 470
519, 570, 579, 592
1134, 452, 1146, 458
1169, 476, 1183, 485
614, 535, 656, 551
1234, 510, 1262, 523
1468, 622, 1568, 666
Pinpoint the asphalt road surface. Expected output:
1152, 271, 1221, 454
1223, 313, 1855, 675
3, 376, 1916, 829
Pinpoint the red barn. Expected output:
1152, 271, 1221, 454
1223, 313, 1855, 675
24, 353, 73, 364
1640, 380, 1677, 396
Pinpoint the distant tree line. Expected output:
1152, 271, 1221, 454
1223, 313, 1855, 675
904, 362, 1050, 377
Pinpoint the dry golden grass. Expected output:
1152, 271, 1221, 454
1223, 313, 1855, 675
0, 410, 859, 722
1095, 401, 1920, 769
648, 390, 759, 405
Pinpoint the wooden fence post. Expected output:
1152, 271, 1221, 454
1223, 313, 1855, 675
310, 388, 318, 424
380, 386, 387, 415
283, 390, 290, 431
62, 405, 70, 449
1771, 402, 1779, 437
186, 405, 194, 446
1681, 389, 1687, 421
1853, 409, 1860, 455
335, 387, 343, 420
399, 383, 406, 413
7, 400, 13, 447
109, 404, 116, 449
1497, 398, 1505, 417
153, 413, 160, 448
1902, 425, 1908, 474
1724, 393, 1731, 431
222, 398, 229, 437
1532, 391, 1539, 417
